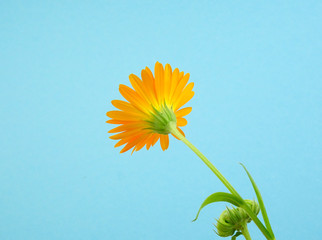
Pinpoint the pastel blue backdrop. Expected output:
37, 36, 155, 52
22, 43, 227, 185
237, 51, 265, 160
1, 1, 321, 239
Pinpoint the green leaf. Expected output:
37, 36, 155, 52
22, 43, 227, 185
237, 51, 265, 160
193, 192, 243, 222
240, 163, 274, 238
231, 231, 242, 240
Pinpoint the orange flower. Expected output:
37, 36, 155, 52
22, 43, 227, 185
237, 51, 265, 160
106, 62, 194, 153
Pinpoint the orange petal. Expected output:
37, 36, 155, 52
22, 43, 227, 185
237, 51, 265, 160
175, 91, 194, 111
160, 135, 169, 151
108, 122, 145, 133
177, 117, 188, 126
120, 134, 145, 153
177, 127, 185, 137
164, 64, 172, 103
169, 68, 179, 103
171, 133, 180, 140
106, 119, 132, 124
129, 74, 153, 109
144, 66, 158, 106
106, 110, 140, 121
136, 72, 158, 107
111, 100, 140, 114
173, 82, 194, 110
141, 69, 154, 90
171, 73, 190, 105
175, 107, 192, 118
151, 134, 160, 146
145, 134, 156, 150
109, 129, 141, 140
119, 84, 149, 113
154, 62, 164, 103
145, 66, 154, 81
109, 124, 128, 133
132, 134, 150, 153
115, 138, 130, 147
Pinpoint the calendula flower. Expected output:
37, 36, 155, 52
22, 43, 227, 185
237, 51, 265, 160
106, 62, 194, 153
106, 62, 275, 240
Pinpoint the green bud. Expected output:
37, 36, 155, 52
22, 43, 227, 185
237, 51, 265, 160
215, 200, 260, 237
244, 199, 260, 223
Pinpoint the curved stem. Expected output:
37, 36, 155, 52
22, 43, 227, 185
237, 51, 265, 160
169, 124, 240, 197
241, 223, 252, 240
169, 123, 273, 240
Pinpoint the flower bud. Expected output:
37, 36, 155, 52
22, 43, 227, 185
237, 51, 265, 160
215, 200, 260, 237
244, 199, 260, 223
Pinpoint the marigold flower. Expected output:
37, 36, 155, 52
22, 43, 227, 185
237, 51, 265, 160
105, 63, 275, 240
106, 62, 194, 153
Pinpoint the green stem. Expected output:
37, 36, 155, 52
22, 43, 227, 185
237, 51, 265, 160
241, 223, 252, 240
169, 124, 240, 197
169, 122, 274, 240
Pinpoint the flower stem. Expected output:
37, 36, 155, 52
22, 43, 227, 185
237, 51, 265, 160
172, 128, 241, 198
169, 123, 274, 240
241, 223, 252, 240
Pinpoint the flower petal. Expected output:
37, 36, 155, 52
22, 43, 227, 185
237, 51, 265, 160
119, 84, 149, 113
175, 107, 192, 118
177, 117, 188, 126
120, 134, 145, 153
154, 62, 164, 104
164, 64, 172, 103
160, 135, 169, 151
106, 110, 140, 121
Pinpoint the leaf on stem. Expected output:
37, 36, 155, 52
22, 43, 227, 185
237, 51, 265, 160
239, 163, 274, 238
193, 192, 243, 222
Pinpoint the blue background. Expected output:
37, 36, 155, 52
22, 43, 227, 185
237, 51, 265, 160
1, 1, 321, 239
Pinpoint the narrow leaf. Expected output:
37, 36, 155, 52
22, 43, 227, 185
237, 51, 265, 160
193, 192, 243, 222
240, 163, 274, 237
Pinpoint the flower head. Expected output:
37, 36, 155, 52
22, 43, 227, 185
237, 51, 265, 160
106, 62, 194, 153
